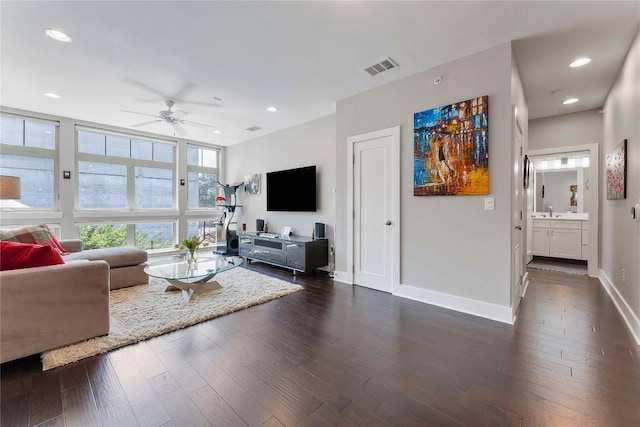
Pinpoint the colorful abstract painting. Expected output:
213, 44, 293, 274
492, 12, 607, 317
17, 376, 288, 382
606, 139, 626, 200
570, 185, 577, 207
414, 96, 489, 196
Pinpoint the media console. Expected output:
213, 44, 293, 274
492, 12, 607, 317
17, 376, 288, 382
240, 232, 328, 274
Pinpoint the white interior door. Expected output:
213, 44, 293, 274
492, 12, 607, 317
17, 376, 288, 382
348, 127, 399, 293
512, 111, 525, 308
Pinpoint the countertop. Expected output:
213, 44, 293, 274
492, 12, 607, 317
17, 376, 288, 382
532, 213, 589, 220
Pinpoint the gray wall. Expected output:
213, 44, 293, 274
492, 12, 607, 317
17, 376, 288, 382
226, 114, 336, 248
537, 170, 578, 214
336, 43, 514, 308
602, 29, 639, 337
529, 109, 603, 150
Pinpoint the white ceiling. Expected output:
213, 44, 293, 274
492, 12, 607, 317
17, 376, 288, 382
1, 1, 638, 147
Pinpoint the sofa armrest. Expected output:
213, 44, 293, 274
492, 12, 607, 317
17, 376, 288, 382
59, 239, 83, 253
0, 260, 110, 363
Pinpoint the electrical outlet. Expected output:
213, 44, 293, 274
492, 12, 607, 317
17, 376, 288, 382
622, 268, 626, 284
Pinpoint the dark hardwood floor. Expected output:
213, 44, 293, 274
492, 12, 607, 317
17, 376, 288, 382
2, 262, 639, 426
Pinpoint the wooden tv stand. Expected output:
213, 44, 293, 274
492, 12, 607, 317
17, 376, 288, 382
239, 232, 328, 274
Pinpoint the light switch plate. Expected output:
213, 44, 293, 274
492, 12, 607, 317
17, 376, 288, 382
484, 197, 495, 211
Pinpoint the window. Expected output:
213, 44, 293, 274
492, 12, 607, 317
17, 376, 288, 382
78, 161, 127, 208
78, 224, 127, 249
77, 222, 174, 250
0, 115, 57, 209
76, 129, 175, 210
187, 145, 220, 209
135, 167, 173, 208
134, 222, 174, 250
187, 219, 220, 243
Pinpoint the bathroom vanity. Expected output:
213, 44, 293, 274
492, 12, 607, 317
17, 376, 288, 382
531, 214, 588, 260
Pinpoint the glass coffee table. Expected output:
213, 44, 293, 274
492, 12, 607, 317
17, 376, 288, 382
144, 254, 244, 302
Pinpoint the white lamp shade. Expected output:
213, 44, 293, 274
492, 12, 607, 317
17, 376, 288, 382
0, 175, 21, 199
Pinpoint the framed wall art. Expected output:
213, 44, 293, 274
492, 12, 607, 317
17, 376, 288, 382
523, 155, 531, 189
244, 174, 261, 195
606, 139, 626, 200
413, 95, 489, 196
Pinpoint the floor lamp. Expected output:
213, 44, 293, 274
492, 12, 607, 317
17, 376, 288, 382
0, 175, 21, 200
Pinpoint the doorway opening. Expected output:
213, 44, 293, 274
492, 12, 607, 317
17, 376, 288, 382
526, 145, 598, 277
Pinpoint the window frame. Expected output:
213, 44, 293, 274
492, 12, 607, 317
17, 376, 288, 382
186, 143, 221, 211
75, 127, 177, 211
0, 113, 59, 212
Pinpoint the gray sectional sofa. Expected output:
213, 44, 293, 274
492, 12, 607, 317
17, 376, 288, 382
0, 240, 148, 364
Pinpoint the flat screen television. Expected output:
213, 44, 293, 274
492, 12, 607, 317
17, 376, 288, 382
267, 165, 316, 212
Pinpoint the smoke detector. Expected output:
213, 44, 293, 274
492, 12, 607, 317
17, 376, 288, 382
364, 57, 399, 76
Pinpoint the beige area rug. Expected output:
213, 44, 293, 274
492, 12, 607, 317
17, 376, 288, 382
41, 268, 302, 371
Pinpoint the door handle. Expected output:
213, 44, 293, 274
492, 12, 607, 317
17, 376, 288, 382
515, 226, 522, 230
385, 220, 392, 226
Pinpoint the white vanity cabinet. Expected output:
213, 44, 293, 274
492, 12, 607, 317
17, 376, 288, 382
532, 219, 583, 260
581, 221, 589, 260
532, 219, 551, 256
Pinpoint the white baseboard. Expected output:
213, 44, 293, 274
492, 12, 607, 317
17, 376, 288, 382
394, 283, 513, 325
599, 269, 640, 345
332, 270, 351, 285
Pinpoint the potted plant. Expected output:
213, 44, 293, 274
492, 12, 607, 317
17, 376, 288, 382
175, 235, 209, 264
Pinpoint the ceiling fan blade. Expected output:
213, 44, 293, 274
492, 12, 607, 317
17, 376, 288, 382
171, 110, 188, 118
121, 110, 161, 119
169, 122, 188, 137
182, 119, 216, 129
173, 82, 197, 101
123, 78, 169, 99
131, 119, 163, 128
175, 99, 223, 108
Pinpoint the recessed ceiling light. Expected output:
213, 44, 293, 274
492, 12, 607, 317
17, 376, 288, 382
45, 28, 72, 42
569, 58, 591, 68
43, 92, 60, 99
266, 106, 278, 112
563, 98, 579, 105
213, 130, 222, 134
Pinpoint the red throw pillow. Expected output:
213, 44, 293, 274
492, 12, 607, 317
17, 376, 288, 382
0, 224, 69, 254
0, 241, 65, 271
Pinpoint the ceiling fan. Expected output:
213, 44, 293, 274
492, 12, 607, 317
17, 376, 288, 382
122, 100, 216, 136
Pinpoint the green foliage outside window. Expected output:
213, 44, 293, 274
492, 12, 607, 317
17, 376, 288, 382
198, 173, 218, 207
79, 224, 171, 250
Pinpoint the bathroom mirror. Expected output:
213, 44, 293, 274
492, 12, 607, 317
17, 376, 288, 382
531, 151, 590, 215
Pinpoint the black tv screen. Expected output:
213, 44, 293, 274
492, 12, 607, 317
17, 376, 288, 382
267, 165, 316, 212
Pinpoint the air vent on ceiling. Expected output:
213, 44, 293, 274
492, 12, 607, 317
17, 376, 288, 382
364, 57, 399, 76
246, 125, 262, 132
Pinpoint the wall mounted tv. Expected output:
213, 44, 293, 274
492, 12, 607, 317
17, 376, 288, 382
267, 165, 317, 212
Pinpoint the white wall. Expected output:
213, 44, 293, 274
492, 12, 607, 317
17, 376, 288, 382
226, 114, 336, 247
336, 43, 515, 318
601, 29, 640, 343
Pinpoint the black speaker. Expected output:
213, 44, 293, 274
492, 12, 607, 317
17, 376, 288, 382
226, 233, 239, 255
315, 222, 325, 239
256, 219, 264, 232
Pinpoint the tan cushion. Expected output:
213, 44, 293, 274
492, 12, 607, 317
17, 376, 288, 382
64, 246, 147, 268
